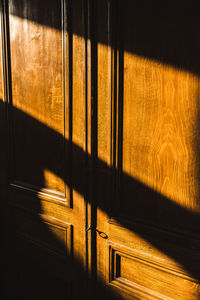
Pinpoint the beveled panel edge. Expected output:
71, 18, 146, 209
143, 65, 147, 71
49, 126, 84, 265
7, 0, 73, 207
9, 180, 70, 206
62, 0, 73, 207
110, 278, 171, 300
109, 1, 125, 216
108, 242, 200, 300
108, 241, 199, 286
108, 244, 171, 300
15, 210, 73, 257
109, 216, 200, 245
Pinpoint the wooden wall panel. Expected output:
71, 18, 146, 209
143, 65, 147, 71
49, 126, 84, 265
14, 208, 72, 256
16, 230, 72, 300
3, 0, 200, 299
95, 1, 200, 299
109, 244, 200, 300
2, 1, 87, 299
9, 0, 67, 199
118, 0, 200, 235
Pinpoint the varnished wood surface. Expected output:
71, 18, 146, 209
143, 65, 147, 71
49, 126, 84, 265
121, 0, 200, 226
96, 1, 200, 299
1, 0, 87, 299
1, 0, 200, 299
10, 0, 65, 194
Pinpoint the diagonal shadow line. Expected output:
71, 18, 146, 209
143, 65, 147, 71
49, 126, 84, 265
1, 101, 200, 287
8, 0, 200, 75
5, 204, 122, 299
2, 0, 200, 298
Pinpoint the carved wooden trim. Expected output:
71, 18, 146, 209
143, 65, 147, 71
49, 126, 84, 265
9, 180, 68, 205
14, 208, 73, 256
108, 242, 200, 299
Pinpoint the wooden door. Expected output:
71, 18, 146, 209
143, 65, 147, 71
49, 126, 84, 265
2, 0, 200, 299
0, 0, 88, 299
95, 1, 200, 299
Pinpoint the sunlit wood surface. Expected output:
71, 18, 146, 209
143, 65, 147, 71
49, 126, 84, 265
96, 1, 200, 299
1, 0, 200, 299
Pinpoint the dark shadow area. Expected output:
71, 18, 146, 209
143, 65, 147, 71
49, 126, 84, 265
9, 0, 200, 74
1, 0, 200, 299
1, 100, 200, 299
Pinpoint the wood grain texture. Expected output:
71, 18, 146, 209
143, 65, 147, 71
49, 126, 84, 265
9, 0, 65, 194
120, 0, 200, 232
2, 0, 200, 299
2, 1, 87, 299
122, 53, 200, 226
109, 244, 200, 300
95, 1, 200, 299
95, 0, 113, 293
